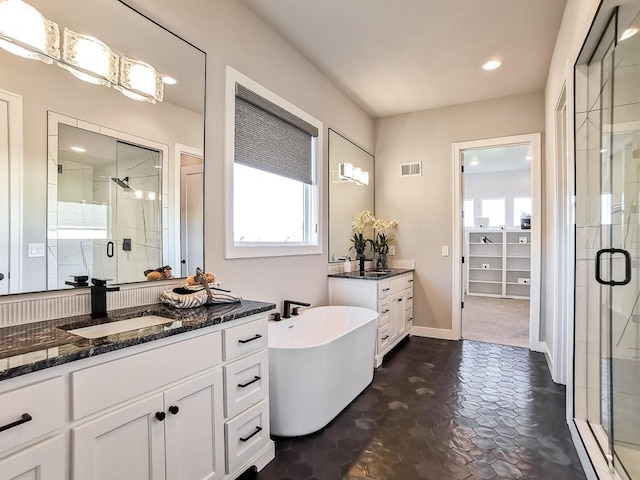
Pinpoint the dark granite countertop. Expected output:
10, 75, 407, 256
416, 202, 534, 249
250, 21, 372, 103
328, 268, 414, 281
0, 300, 275, 381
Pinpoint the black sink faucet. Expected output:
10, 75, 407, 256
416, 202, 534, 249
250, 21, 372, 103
283, 300, 311, 319
90, 278, 120, 318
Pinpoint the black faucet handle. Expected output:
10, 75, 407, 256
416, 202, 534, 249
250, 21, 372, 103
91, 278, 111, 287
292, 307, 300, 316
91, 278, 119, 291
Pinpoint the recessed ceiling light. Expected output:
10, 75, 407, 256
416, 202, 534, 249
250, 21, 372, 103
482, 60, 503, 71
162, 76, 177, 85
469, 159, 480, 166
70, 146, 86, 153
620, 28, 638, 41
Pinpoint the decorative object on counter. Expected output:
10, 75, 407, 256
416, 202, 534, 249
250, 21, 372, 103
480, 236, 493, 244
520, 213, 531, 229
370, 216, 398, 270
160, 268, 241, 309
351, 210, 375, 274
144, 265, 174, 281
186, 271, 216, 285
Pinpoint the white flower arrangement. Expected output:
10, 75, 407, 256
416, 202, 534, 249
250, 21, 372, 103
351, 210, 376, 233
372, 217, 398, 234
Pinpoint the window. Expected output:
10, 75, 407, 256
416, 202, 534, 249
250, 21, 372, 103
513, 196, 532, 226
225, 67, 322, 258
481, 198, 505, 227
463, 199, 474, 228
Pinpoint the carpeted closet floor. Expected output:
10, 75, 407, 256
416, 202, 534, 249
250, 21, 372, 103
462, 295, 530, 348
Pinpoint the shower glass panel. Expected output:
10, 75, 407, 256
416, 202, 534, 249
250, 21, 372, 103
610, 10, 640, 477
56, 126, 162, 287
576, 6, 640, 479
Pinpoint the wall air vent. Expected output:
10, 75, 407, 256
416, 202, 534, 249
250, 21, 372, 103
400, 162, 422, 177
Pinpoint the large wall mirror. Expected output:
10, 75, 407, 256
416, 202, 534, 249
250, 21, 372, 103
328, 129, 374, 263
0, 0, 205, 294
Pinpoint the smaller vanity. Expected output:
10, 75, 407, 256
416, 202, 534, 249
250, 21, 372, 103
328, 269, 414, 367
0, 300, 275, 480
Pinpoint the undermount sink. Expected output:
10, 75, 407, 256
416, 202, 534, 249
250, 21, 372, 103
66, 315, 173, 339
362, 271, 391, 276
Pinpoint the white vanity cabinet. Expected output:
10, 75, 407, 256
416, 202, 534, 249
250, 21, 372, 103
329, 272, 414, 367
73, 370, 225, 480
0, 312, 274, 480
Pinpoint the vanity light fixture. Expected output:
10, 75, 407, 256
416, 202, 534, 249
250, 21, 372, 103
482, 59, 503, 71
70, 146, 86, 153
0, 0, 60, 64
162, 76, 177, 85
60, 27, 119, 87
620, 27, 638, 41
115, 56, 164, 104
338, 162, 369, 186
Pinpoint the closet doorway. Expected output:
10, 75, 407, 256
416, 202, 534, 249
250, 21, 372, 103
452, 134, 542, 350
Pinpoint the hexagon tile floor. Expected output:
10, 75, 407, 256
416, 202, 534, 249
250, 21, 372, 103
258, 337, 587, 480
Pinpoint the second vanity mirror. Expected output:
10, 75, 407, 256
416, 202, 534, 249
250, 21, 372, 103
328, 129, 375, 262
0, 0, 205, 294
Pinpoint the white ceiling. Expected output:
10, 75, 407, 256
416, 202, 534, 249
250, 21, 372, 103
463, 144, 532, 174
240, 0, 567, 118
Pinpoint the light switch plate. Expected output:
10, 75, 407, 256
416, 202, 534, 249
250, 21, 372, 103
442, 246, 449, 256
28, 243, 46, 257
389, 246, 396, 256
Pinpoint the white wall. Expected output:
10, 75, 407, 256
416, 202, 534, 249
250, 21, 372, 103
544, 0, 600, 384
375, 92, 544, 331
129, 0, 375, 311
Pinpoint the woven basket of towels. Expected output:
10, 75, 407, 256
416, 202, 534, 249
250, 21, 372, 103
160, 269, 242, 309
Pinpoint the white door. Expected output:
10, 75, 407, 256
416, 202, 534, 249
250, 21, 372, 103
72, 394, 166, 480
0, 435, 66, 480
164, 370, 225, 480
0, 90, 21, 295
180, 163, 204, 277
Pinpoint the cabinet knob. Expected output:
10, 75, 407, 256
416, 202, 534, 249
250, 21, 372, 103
168, 405, 179, 415
155, 411, 166, 421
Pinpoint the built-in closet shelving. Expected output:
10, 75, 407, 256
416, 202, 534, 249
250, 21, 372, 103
466, 229, 531, 299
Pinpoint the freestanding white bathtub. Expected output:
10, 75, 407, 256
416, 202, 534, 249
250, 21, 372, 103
268, 306, 378, 437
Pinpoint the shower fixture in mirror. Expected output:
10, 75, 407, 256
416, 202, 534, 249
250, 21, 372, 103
0, 0, 205, 295
328, 129, 374, 263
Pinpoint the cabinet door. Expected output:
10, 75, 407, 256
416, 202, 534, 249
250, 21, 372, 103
389, 292, 405, 342
72, 394, 166, 480
0, 435, 65, 480
164, 370, 225, 480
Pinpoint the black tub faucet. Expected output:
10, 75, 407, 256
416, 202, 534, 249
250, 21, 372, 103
283, 300, 311, 319
91, 278, 120, 318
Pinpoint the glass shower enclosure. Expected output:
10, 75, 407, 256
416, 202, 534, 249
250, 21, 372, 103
55, 125, 163, 288
575, 4, 640, 479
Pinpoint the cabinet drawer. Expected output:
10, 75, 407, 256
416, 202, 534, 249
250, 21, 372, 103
405, 274, 414, 289
406, 307, 414, 328
224, 350, 268, 419
223, 318, 268, 362
72, 331, 222, 420
225, 400, 269, 473
0, 377, 65, 454
0, 434, 66, 479
377, 298, 390, 326
377, 324, 391, 353
390, 277, 406, 294
406, 289, 414, 310
378, 281, 391, 300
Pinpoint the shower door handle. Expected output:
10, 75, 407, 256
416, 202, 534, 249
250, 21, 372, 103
106, 241, 114, 258
595, 248, 631, 286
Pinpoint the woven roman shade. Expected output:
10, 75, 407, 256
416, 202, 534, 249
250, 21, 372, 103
235, 84, 317, 185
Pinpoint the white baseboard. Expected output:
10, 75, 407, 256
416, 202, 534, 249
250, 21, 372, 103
412, 326, 459, 341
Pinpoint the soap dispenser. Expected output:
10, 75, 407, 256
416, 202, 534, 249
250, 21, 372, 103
343, 257, 352, 273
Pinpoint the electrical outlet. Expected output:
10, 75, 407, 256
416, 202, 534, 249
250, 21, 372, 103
441, 246, 449, 256
389, 246, 396, 256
